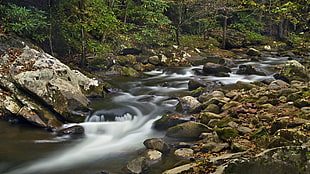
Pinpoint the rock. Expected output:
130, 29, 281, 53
188, 79, 206, 91
202, 63, 231, 77
294, 99, 310, 108
203, 104, 220, 114
145, 149, 162, 163
143, 138, 170, 153
0, 47, 102, 126
153, 114, 194, 130
201, 142, 229, 153
177, 96, 201, 114
174, 148, 194, 159
199, 112, 222, 125
222, 102, 239, 111
215, 128, 238, 141
237, 127, 252, 135
56, 125, 85, 136
166, 121, 212, 139
270, 119, 289, 134
126, 157, 149, 174
247, 48, 261, 56
200, 132, 221, 143
277, 60, 309, 82
235, 81, 258, 90
230, 142, 247, 152
148, 55, 160, 65
162, 163, 199, 174
220, 146, 310, 174
250, 126, 268, 139
236, 65, 266, 76
301, 107, 310, 114
268, 80, 290, 89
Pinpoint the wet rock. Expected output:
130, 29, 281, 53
162, 163, 199, 174
270, 119, 288, 134
294, 99, 310, 108
203, 104, 220, 114
56, 125, 85, 136
199, 112, 222, 125
222, 101, 239, 111
200, 132, 221, 143
177, 96, 201, 114
166, 121, 212, 139
202, 63, 231, 77
235, 81, 258, 90
201, 142, 229, 153
268, 80, 290, 89
247, 48, 261, 56
215, 128, 238, 141
220, 146, 310, 174
153, 114, 194, 130
174, 148, 194, 159
188, 79, 206, 91
144, 149, 162, 164
148, 55, 160, 65
236, 65, 266, 76
277, 60, 309, 82
143, 138, 170, 153
301, 107, 310, 114
126, 157, 149, 174
230, 142, 247, 152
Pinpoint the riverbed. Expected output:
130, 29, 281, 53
1, 56, 290, 174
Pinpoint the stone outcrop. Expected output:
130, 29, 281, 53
0, 46, 105, 129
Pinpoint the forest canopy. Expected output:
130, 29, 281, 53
0, 0, 309, 62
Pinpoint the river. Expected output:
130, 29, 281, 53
1, 56, 289, 174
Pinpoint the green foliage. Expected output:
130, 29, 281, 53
230, 12, 264, 33
125, 0, 173, 46
244, 31, 268, 45
0, 3, 49, 42
287, 32, 310, 51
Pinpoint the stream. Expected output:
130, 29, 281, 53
1, 56, 290, 174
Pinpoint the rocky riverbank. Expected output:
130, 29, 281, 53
124, 53, 310, 173
1, 33, 309, 174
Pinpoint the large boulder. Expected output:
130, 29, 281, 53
275, 60, 309, 83
166, 121, 212, 139
0, 46, 105, 128
202, 63, 231, 77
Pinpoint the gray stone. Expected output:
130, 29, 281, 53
126, 157, 149, 174
143, 138, 170, 153
166, 121, 212, 139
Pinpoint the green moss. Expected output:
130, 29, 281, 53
215, 128, 238, 141
217, 116, 235, 128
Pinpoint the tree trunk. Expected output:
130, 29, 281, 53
80, 26, 86, 68
175, 27, 180, 45
48, 0, 54, 56
222, 16, 228, 49
278, 19, 284, 39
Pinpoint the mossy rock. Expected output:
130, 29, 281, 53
199, 112, 222, 125
215, 128, 238, 141
250, 126, 269, 140
119, 66, 140, 76
217, 116, 236, 128
166, 121, 211, 139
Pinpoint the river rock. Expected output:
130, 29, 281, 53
166, 121, 212, 139
174, 148, 194, 159
236, 65, 266, 76
126, 157, 149, 174
201, 142, 229, 153
200, 132, 221, 143
145, 149, 162, 163
202, 63, 231, 77
153, 114, 195, 130
56, 125, 85, 136
0, 46, 105, 128
143, 138, 170, 153
188, 79, 206, 91
276, 60, 309, 82
268, 80, 290, 89
219, 146, 310, 174
215, 128, 239, 141
177, 96, 201, 114
247, 48, 261, 56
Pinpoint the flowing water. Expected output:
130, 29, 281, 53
1, 56, 290, 174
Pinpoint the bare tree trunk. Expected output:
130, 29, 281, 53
80, 26, 86, 68
222, 16, 228, 49
278, 19, 284, 39
123, 0, 130, 24
48, 0, 54, 56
